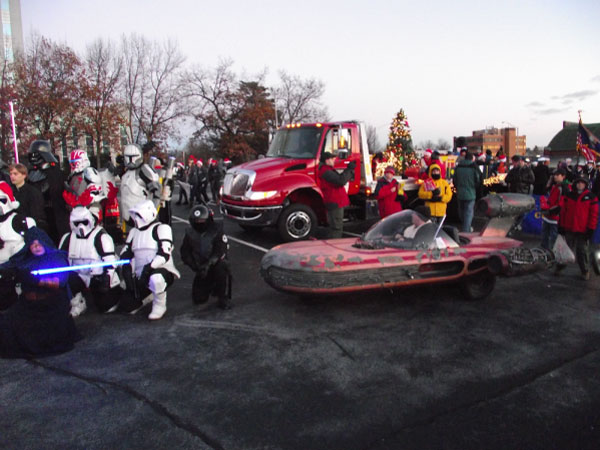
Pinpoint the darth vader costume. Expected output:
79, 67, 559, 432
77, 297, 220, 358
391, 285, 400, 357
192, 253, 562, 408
27, 140, 70, 244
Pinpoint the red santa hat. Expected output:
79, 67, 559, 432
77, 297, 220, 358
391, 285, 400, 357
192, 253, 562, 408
0, 181, 15, 202
0, 181, 19, 212
498, 155, 507, 162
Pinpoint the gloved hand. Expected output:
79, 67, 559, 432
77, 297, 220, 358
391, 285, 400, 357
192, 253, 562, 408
431, 195, 442, 202
431, 188, 440, 196
93, 272, 111, 294
197, 265, 209, 279
585, 229, 594, 240
346, 161, 356, 171
558, 226, 566, 236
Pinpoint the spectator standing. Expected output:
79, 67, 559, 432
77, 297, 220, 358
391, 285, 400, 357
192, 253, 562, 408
374, 166, 404, 218
540, 168, 569, 250
505, 155, 535, 194
557, 176, 599, 280
318, 152, 355, 238
452, 152, 481, 232
9, 164, 47, 230
418, 164, 452, 223
533, 157, 551, 195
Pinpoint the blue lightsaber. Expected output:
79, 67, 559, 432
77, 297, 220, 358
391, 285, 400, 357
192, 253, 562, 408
31, 259, 131, 276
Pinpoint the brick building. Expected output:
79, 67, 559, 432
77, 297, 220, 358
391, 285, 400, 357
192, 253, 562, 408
454, 127, 526, 158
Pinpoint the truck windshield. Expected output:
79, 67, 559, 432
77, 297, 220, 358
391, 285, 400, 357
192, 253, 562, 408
267, 127, 323, 159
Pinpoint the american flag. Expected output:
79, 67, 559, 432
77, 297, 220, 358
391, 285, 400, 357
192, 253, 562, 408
577, 121, 600, 162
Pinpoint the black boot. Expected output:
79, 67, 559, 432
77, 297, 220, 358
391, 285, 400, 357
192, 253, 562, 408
218, 297, 232, 310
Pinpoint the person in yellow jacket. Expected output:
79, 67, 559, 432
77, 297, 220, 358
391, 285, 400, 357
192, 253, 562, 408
418, 163, 452, 223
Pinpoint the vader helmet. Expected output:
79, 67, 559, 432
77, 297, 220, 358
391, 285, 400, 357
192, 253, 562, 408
28, 140, 58, 169
69, 149, 90, 174
189, 204, 213, 232
123, 144, 143, 169
128, 199, 158, 230
0, 181, 19, 216
69, 205, 97, 238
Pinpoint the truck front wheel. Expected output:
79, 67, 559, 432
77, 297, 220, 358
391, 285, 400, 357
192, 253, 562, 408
278, 204, 316, 242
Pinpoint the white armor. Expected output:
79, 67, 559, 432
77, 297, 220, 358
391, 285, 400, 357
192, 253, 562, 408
59, 227, 120, 289
121, 199, 179, 320
0, 213, 36, 264
119, 165, 160, 222
66, 150, 107, 217
126, 222, 180, 279
0, 181, 35, 263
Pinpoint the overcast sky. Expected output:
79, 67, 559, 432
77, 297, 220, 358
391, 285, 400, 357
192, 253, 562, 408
23, 0, 600, 149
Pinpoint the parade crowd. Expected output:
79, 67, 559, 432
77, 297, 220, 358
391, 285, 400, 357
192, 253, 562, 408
0, 141, 232, 359
3, 140, 599, 360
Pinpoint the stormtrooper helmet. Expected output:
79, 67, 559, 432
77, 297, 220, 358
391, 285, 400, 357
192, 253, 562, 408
123, 144, 143, 169
128, 199, 158, 230
0, 181, 19, 216
69, 149, 90, 174
70, 205, 97, 238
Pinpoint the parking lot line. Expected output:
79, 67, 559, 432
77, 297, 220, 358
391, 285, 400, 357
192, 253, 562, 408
172, 215, 269, 253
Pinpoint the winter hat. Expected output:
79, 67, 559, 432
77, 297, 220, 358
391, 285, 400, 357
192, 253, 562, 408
0, 181, 15, 202
321, 151, 335, 161
384, 166, 395, 175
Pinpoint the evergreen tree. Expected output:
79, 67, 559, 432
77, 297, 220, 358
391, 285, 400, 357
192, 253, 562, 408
385, 109, 415, 174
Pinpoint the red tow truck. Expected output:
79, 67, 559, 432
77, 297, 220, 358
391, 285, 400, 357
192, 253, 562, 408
220, 121, 378, 241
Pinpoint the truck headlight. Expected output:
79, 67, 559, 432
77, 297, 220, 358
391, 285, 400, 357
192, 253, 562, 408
246, 190, 278, 200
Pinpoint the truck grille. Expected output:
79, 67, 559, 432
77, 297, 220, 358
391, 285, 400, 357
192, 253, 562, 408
223, 172, 250, 197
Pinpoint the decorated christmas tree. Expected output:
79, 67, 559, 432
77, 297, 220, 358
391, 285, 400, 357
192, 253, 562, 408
384, 108, 415, 175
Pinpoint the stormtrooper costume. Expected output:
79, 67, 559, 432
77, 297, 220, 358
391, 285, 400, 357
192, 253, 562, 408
64, 150, 107, 218
120, 200, 180, 320
59, 206, 121, 316
119, 144, 161, 225
0, 181, 36, 309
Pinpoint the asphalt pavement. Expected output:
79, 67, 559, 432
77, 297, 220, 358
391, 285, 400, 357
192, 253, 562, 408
2, 200, 600, 450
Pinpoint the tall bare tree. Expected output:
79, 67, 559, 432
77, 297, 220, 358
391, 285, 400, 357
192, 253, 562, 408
273, 70, 328, 125
366, 125, 381, 153
437, 138, 451, 151
82, 38, 123, 166
121, 34, 187, 147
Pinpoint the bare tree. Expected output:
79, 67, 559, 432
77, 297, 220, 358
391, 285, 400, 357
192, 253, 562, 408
82, 38, 123, 165
420, 140, 436, 150
366, 125, 381, 153
185, 60, 274, 161
437, 138, 451, 151
273, 71, 328, 125
121, 34, 187, 147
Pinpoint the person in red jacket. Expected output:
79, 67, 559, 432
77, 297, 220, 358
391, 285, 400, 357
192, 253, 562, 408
557, 176, 599, 279
540, 168, 569, 250
318, 152, 356, 238
374, 166, 404, 218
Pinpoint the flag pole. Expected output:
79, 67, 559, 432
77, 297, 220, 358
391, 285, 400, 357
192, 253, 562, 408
9, 101, 18, 163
